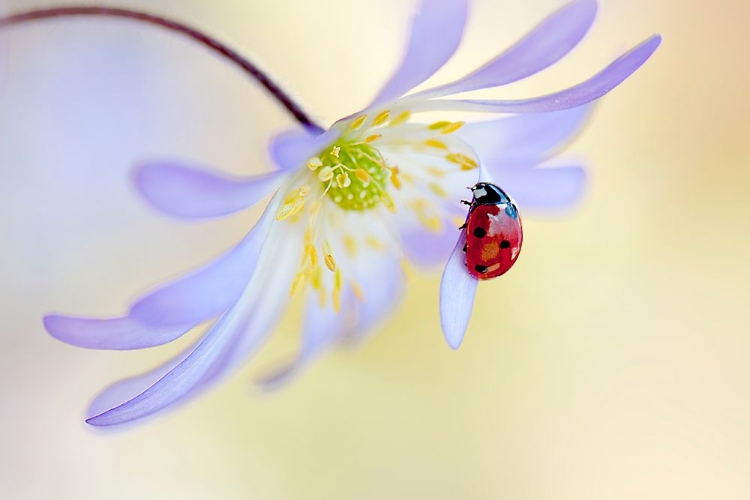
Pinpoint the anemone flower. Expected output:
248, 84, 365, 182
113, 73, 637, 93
2, 0, 660, 426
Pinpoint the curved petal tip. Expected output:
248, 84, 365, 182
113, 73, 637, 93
439, 231, 478, 350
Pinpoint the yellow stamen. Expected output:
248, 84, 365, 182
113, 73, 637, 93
446, 153, 478, 169
336, 172, 352, 188
276, 202, 300, 221
381, 192, 397, 213
428, 120, 452, 131
373, 110, 390, 126
307, 157, 323, 170
389, 111, 411, 126
427, 167, 446, 177
350, 115, 367, 130
366, 236, 384, 250
332, 289, 341, 313
323, 241, 337, 272
365, 134, 382, 143
308, 244, 318, 267
351, 281, 364, 301
335, 268, 343, 291
331, 146, 341, 158
440, 121, 465, 134
343, 235, 358, 257
298, 185, 311, 197
318, 166, 334, 182
425, 138, 448, 150
354, 169, 371, 183
428, 182, 448, 198
290, 272, 306, 297
390, 171, 402, 190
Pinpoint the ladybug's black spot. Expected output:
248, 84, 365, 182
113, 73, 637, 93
500, 240, 511, 249
462, 244, 467, 253
474, 265, 488, 274
472, 227, 487, 238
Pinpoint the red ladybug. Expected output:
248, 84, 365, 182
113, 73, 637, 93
460, 182, 523, 280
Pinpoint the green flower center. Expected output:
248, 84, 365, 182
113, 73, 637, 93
310, 142, 391, 212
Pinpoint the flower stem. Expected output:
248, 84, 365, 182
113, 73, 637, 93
0, 6, 323, 132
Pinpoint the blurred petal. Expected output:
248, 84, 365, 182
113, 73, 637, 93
414, 0, 597, 99
496, 164, 587, 212
270, 128, 340, 171
349, 253, 406, 338
411, 35, 661, 114
44, 314, 194, 350
400, 224, 461, 268
256, 292, 353, 390
370, 0, 468, 106
458, 105, 592, 163
133, 162, 284, 219
440, 230, 477, 350
129, 193, 281, 326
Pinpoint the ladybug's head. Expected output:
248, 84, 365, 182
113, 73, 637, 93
470, 182, 511, 205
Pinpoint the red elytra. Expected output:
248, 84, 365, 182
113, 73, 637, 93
462, 182, 523, 280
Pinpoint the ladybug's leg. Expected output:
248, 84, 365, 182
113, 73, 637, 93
460, 200, 472, 206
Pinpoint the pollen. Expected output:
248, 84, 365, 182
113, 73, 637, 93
354, 169, 370, 183
307, 157, 323, 170
350, 115, 367, 130
428, 120, 452, 131
389, 111, 411, 126
318, 166, 335, 182
323, 241, 337, 272
425, 138, 448, 150
336, 172, 352, 188
446, 153, 478, 170
373, 110, 390, 125
365, 134, 381, 143
331, 146, 341, 158
440, 121, 465, 134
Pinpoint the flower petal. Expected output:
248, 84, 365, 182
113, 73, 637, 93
128, 193, 281, 326
495, 164, 587, 212
413, 0, 598, 99
440, 230, 477, 349
86, 307, 242, 426
256, 292, 353, 390
87, 225, 302, 425
133, 162, 284, 219
400, 224, 462, 268
87, 339, 195, 418
270, 128, 340, 171
349, 253, 406, 338
44, 314, 194, 350
410, 35, 661, 114
457, 105, 592, 163
370, 0, 468, 106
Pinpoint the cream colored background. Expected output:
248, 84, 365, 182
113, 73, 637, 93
1, 0, 748, 498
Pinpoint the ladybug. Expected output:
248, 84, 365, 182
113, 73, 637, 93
460, 182, 523, 280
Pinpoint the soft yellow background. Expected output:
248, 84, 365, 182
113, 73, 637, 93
1, 0, 748, 498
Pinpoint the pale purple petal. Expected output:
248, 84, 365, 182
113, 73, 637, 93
370, 0, 468, 106
414, 0, 597, 99
44, 314, 194, 350
440, 230, 477, 350
412, 35, 661, 114
349, 254, 406, 338
496, 164, 587, 212
400, 225, 461, 268
87, 338, 195, 418
270, 128, 340, 171
458, 105, 592, 163
133, 162, 284, 219
129, 195, 280, 326
256, 292, 353, 390
86, 307, 241, 426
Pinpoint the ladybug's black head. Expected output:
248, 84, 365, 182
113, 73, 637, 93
470, 182, 511, 205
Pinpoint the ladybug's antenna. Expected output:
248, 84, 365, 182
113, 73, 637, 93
0, 6, 323, 132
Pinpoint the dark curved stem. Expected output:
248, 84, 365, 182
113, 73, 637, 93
0, 6, 323, 132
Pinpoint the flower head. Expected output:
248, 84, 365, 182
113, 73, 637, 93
35, 0, 660, 426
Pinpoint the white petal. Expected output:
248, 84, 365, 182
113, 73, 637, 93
439, 230, 478, 349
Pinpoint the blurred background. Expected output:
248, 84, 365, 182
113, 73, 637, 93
1, 0, 748, 498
